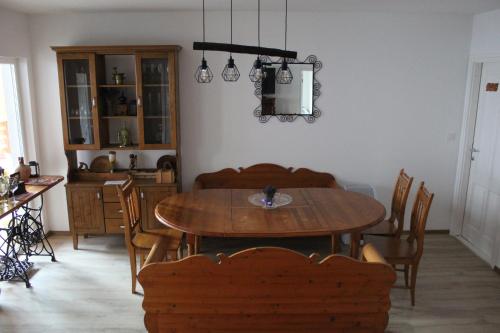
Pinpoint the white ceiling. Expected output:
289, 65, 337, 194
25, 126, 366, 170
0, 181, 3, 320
1, 0, 500, 15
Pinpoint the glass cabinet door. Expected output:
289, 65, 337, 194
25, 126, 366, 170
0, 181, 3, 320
137, 53, 176, 148
58, 54, 99, 149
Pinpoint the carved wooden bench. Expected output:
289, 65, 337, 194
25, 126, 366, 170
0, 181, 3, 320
139, 244, 396, 333
193, 163, 338, 190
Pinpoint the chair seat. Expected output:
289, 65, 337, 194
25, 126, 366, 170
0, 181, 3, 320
364, 235, 416, 262
132, 232, 181, 251
362, 220, 398, 236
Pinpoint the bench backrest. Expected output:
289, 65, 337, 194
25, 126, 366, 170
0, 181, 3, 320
139, 247, 396, 333
193, 163, 338, 190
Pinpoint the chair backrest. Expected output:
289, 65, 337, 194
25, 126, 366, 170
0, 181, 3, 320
389, 169, 413, 236
139, 247, 396, 333
116, 179, 141, 248
193, 163, 338, 190
408, 182, 434, 260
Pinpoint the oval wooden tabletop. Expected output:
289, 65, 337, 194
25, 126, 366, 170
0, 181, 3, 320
155, 188, 386, 237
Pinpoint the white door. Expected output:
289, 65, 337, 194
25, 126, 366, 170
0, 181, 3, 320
462, 62, 500, 266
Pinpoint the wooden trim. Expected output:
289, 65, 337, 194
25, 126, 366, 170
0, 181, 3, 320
174, 51, 182, 192
135, 54, 144, 149
51, 45, 182, 54
168, 51, 178, 149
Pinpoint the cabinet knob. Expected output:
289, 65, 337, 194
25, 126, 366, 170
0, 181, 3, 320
91, 97, 96, 108
117, 209, 123, 214
96, 191, 101, 200
140, 191, 144, 199
137, 97, 142, 107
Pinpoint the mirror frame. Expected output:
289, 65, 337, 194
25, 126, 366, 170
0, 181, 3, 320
254, 55, 322, 123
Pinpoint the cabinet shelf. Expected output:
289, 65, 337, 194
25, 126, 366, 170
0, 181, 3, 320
143, 84, 169, 87
99, 84, 136, 88
144, 115, 170, 119
67, 85, 91, 88
101, 144, 139, 150
101, 116, 137, 119
68, 116, 92, 120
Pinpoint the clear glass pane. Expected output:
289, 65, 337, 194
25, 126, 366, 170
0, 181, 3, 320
142, 58, 170, 144
63, 59, 94, 145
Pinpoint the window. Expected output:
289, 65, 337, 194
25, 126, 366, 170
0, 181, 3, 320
0, 60, 24, 174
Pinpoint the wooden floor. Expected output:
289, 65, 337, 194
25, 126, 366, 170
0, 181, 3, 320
0, 234, 499, 332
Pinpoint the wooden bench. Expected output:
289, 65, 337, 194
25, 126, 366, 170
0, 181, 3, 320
193, 163, 338, 190
139, 244, 396, 333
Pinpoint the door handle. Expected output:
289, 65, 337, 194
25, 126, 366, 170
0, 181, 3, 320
96, 191, 101, 200
471, 147, 480, 161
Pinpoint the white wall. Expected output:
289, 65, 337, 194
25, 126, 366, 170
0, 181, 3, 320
0, 7, 39, 177
28, 10, 472, 231
471, 9, 500, 56
0, 7, 30, 57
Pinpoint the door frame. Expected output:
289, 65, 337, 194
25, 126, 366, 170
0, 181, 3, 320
451, 54, 500, 267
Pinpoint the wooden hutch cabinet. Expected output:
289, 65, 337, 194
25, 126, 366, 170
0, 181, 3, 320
52, 45, 182, 249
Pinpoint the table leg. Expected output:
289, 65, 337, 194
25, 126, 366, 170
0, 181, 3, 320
350, 232, 361, 258
186, 234, 196, 256
331, 234, 342, 254
194, 235, 201, 255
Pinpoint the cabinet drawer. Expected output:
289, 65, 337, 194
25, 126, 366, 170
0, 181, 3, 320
105, 218, 124, 234
103, 186, 119, 203
104, 202, 123, 219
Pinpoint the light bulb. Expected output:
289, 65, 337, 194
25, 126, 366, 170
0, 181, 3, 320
255, 68, 263, 80
200, 68, 209, 81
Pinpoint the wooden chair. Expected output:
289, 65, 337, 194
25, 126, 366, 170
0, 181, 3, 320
363, 169, 413, 238
190, 163, 339, 254
364, 182, 434, 306
117, 180, 183, 294
139, 244, 396, 333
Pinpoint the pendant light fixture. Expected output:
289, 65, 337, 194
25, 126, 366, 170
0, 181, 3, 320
221, 0, 240, 82
195, 0, 214, 83
276, 0, 293, 84
249, 0, 264, 82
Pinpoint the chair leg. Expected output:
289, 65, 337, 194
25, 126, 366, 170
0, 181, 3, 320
128, 247, 137, 294
410, 263, 419, 306
194, 235, 201, 254
404, 264, 409, 288
187, 234, 195, 256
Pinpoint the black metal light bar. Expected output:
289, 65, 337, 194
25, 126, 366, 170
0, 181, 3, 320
193, 41, 297, 59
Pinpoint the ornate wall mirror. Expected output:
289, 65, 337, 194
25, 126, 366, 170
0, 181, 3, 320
254, 55, 322, 123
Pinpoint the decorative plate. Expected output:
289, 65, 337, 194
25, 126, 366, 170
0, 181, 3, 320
248, 192, 293, 209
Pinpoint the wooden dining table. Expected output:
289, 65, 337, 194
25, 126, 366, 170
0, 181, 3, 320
155, 188, 386, 258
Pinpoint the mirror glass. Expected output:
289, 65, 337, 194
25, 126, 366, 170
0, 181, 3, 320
261, 63, 314, 116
